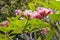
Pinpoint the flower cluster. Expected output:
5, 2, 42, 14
15, 7, 53, 19
2, 7, 53, 26
40, 28, 48, 34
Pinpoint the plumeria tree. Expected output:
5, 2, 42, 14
0, 0, 60, 40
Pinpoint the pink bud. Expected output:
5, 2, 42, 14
2, 20, 8, 26
41, 31, 45, 34
41, 28, 48, 34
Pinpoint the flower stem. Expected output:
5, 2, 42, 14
5, 32, 13, 40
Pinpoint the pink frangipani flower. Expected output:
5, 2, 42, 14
2, 20, 8, 26
24, 10, 33, 18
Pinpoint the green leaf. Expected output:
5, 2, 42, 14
28, 19, 50, 32
45, 29, 55, 40
0, 27, 8, 32
29, 19, 50, 27
28, 3, 35, 11
7, 17, 12, 22
50, 1, 60, 10
15, 15, 21, 20
11, 26, 21, 34
49, 14, 60, 22
10, 18, 27, 34
38, 37, 41, 40
35, 1, 46, 7
0, 34, 8, 40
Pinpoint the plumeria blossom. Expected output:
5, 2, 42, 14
36, 7, 53, 14
2, 20, 8, 26
36, 7, 45, 13
36, 7, 53, 18
31, 11, 38, 18
15, 9, 22, 16
31, 11, 42, 19
24, 10, 33, 18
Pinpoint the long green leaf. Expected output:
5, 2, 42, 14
49, 14, 60, 22
45, 29, 55, 40
38, 37, 41, 40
